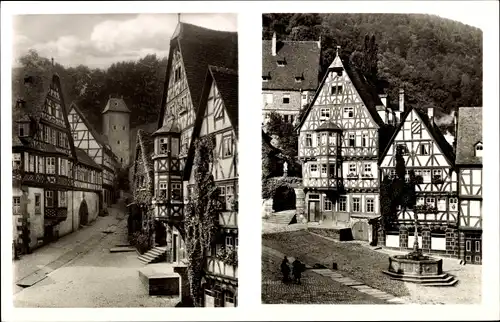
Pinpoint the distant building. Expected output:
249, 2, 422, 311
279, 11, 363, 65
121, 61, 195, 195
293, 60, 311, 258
455, 107, 482, 264
68, 102, 120, 208
262, 32, 321, 126
12, 66, 102, 252
102, 97, 131, 167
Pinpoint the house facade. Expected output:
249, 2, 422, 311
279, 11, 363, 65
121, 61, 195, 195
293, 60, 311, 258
68, 102, 120, 209
152, 22, 238, 307
296, 51, 396, 241
262, 33, 321, 126
12, 66, 102, 253
455, 106, 482, 264
379, 106, 459, 257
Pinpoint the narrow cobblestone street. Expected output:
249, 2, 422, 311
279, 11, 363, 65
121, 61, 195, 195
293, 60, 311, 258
13, 203, 178, 307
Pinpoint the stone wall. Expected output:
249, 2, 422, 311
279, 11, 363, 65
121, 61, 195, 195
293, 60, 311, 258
59, 190, 100, 237
26, 187, 45, 249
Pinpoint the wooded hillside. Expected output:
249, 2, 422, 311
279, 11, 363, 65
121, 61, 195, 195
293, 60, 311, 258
263, 13, 483, 133
15, 50, 167, 133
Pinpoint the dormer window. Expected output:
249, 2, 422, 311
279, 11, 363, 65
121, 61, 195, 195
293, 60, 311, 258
262, 75, 271, 82
174, 66, 182, 83
282, 94, 290, 104
475, 142, 483, 157
295, 76, 304, 83
277, 59, 286, 67
18, 123, 30, 137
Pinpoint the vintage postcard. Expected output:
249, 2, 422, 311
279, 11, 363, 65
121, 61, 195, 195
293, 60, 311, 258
261, 12, 483, 305
10, 13, 238, 308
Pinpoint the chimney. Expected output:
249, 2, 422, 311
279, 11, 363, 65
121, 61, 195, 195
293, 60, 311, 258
272, 32, 277, 56
428, 107, 434, 122
399, 88, 405, 112
379, 94, 387, 108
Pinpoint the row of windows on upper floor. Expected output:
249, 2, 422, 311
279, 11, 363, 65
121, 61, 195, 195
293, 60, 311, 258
262, 92, 311, 106
12, 190, 67, 212
304, 132, 368, 148
18, 123, 69, 150
155, 132, 234, 159
12, 153, 102, 184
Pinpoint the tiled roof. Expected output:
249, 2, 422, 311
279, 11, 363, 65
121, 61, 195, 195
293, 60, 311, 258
315, 121, 342, 132
158, 22, 238, 128
75, 147, 102, 170
209, 65, 238, 136
129, 122, 157, 163
262, 40, 321, 91
456, 106, 482, 165
153, 119, 180, 135
102, 97, 130, 113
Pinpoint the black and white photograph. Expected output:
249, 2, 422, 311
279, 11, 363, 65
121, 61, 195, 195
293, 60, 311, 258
10, 12, 238, 308
261, 12, 484, 305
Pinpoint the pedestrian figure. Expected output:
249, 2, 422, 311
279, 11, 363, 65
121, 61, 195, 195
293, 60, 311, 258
292, 258, 304, 284
280, 256, 290, 283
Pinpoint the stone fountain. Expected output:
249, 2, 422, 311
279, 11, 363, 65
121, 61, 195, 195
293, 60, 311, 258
382, 214, 458, 286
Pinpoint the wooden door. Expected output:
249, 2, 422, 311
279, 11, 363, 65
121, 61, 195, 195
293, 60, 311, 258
308, 201, 320, 222
464, 234, 482, 264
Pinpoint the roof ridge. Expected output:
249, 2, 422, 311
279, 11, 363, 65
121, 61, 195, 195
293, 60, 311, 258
180, 22, 237, 35
209, 65, 238, 75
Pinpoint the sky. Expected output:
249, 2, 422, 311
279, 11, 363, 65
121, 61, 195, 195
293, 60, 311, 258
13, 13, 238, 68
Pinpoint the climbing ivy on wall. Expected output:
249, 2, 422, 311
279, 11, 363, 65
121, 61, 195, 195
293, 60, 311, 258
262, 176, 302, 200
184, 134, 221, 307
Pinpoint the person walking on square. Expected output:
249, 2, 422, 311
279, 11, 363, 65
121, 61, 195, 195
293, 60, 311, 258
280, 256, 290, 283
292, 258, 303, 285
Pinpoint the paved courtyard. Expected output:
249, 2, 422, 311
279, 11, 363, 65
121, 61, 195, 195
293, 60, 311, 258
13, 204, 178, 308
262, 229, 482, 305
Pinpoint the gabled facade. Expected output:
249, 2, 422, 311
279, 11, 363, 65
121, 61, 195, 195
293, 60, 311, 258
12, 65, 101, 252
187, 65, 238, 307
296, 51, 395, 241
455, 106, 483, 264
152, 22, 238, 307
262, 33, 321, 126
68, 102, 119, 208
379, 106, 459, 257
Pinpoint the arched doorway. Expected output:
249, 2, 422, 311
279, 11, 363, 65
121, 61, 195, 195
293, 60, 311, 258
79, 199, 89, 226
273, 185, 296, 212
352, 221, 369, 241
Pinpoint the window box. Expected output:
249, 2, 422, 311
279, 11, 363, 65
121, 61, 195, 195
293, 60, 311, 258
347, 173, 358, 179
414, 204, 438, 213
215, 247, 238, 267
431, 176, 444, 184
361, 173, 374, 179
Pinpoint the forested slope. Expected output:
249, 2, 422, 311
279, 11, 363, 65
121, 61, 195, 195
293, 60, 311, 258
263, 13, 482, 133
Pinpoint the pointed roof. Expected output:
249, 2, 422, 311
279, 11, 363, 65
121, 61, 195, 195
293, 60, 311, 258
70, 102, 114, 154
262, 39, 321, 91
296, 54, 386, 131
209, 65, 238, 135
158, 22, 238, 128
133, 129, 154, 175
102, 97, 130, 114
378, 106, 456, 166
153, 119, 180, 135
456, 106, 482, 165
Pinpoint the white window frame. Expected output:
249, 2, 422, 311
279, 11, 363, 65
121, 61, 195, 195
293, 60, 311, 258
45, 190, 54, 207
305, 133, 313, 147
343, 107, 354, 118
339, 196, 347, 212
222, 134, 233, 158
349, 164, 357, 174
363, 163, 371, 174
362, 134, 368, 147
366, 198, 374, 213
159, 182, 168, 198
352, 197, 360, 212
320, 108, 330, 120
13, 197, 21, 214
58, 191, 66, 207
420, 143, 430, 155
437, 197, 446, 211
324, 198, 333, 211
349, 133, 355, 147
225, 236, 234, 249
46, 157, 56, 175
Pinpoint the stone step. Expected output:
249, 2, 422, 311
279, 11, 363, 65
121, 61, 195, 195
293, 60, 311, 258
382, 271, 457, 285
383, 270, 450, 280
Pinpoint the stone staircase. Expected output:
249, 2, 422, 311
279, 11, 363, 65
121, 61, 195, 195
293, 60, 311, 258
138, 246, 168, 265
264, 210, 296, 225
382, 270, 458, 286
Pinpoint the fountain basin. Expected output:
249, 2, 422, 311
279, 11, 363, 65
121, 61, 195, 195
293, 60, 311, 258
388, 254, 443, 276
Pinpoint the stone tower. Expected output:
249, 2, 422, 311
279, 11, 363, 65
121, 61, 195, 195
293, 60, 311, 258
102, 96, 131, 167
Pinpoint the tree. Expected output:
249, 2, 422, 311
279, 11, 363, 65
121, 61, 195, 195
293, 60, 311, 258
184, 135, 220, 307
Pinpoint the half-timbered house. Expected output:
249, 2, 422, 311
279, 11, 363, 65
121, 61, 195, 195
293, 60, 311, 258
68, 102, 120, 208
12, 64, 102, 252
152, 21, 238, 307
187, 65, 238, 307
296, 50, 396, 241
455, 106, 482, 264
262, 32, 321, 126
379, 106, 459, 257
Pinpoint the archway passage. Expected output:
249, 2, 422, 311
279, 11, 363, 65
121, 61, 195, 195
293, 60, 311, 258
272, 185, 296, 212
352, 221, 369, 241
79, 199, 89, 226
